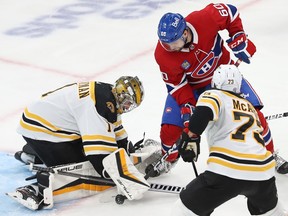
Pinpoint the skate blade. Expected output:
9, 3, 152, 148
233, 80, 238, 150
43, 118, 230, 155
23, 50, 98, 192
6, 191, 39, 210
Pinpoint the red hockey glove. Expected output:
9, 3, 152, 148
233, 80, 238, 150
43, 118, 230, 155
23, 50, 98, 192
178, 129, 200, 162
181, 103, 195, 128
227, 32, 256, 64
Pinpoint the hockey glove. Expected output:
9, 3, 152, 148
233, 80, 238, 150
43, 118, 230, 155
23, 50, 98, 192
178, 129, 200, 162
181, 103, 195, 128
226, 32, 256, 64
117, 138, 135, 155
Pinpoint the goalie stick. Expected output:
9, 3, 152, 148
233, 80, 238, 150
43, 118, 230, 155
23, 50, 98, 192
30, 164, 183, 195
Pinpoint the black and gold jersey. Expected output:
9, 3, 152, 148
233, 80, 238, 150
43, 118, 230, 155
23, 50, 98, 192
196, 89, 275, 181
17, 81, 127, 156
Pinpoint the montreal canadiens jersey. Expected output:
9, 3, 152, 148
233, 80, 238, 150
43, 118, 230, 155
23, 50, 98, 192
154, 3, 244, 105
196, 89, 275, 181
17, 81, 128, 157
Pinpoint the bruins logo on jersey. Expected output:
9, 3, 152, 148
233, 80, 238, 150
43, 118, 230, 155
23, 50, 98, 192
106, 102, 115, 113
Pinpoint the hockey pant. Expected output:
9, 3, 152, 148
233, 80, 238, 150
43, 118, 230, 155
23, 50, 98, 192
174, 171, 279, 215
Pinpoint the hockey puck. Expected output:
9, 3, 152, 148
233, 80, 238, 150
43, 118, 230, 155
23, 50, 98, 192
115, 194, 126, 204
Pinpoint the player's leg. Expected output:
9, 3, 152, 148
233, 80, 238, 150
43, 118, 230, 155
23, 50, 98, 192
14, 142, 43, 165
245, 177, 288, 215
160, 94, 184, 161
174, 171, 242, 215
7, 161, 112, 210
241, 78, 288, 174
144, 94, 183, 177
21, 137, 86, 166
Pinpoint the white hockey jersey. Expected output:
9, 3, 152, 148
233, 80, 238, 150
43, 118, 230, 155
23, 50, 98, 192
196, 89, 275, 181
17, 81, 128, 157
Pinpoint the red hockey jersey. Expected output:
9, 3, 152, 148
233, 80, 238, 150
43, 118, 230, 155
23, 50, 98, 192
154, 3, 244, 106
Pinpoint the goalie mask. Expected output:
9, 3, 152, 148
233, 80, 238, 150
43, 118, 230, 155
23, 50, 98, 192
211, 64, 243, 93
113, 76, 144, 114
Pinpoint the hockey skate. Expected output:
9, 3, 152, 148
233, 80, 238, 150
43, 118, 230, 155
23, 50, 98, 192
274, 151, 288, 174
6, 185, 43, 210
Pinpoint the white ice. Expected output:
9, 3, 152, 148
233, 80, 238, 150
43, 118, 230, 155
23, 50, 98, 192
0, 0, 287, 215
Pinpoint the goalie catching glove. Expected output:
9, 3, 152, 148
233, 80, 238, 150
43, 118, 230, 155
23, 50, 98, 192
226, 32, 256, 64
178, 129, 200, 162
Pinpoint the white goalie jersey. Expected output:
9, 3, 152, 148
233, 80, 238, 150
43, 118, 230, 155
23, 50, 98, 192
17, 81, 128, 156
196, 89, 275, 181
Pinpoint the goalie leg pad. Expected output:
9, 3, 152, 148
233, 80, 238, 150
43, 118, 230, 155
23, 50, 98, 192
51, 161, 112, 203
103, 148, 150, 200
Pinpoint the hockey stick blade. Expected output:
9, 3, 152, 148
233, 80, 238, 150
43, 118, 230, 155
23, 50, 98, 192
31, 165, 183, 194
265, 112, 288, 121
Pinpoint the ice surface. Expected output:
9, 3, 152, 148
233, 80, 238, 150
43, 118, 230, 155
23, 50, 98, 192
0, 0, 287, 215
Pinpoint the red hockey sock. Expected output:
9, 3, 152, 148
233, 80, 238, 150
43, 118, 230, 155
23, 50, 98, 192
256, 109, 274, 153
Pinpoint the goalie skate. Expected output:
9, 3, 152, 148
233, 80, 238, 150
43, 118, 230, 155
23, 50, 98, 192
6, 185, 43, 210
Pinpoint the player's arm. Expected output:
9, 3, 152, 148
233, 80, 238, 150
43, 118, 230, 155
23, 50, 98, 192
73, 103, 118, 178
188, 106, 213, 135
206, 3, 256, 64
157, 59, 196, 106
178, 92, 219, 162
177, 106, 213, 162
204, 3, 243, 35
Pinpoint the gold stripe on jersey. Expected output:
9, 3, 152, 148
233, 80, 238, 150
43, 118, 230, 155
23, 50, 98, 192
82, 134, 118, 154
207, 158, 275, 172
24, 108, 60, 131
210, 146, 273, 160
21, 108, 81, 140
208, 146, 276, 172
197, 93, 221, 119
114, 120, 123, 127
89, 81, 96, 105
114, 126, 127, 138
84, 145, 118, 154
82, 134, 116, 143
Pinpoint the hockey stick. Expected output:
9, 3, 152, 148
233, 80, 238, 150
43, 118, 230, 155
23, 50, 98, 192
234, 58, 242, 67
114, 142, 181, 204
191, 160, 198, 177
265, 112, 288, 121
234, 59, 288, 121
31, 164, 183, 195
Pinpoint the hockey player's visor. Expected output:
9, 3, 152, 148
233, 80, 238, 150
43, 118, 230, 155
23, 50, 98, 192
160, 36, 186, 52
